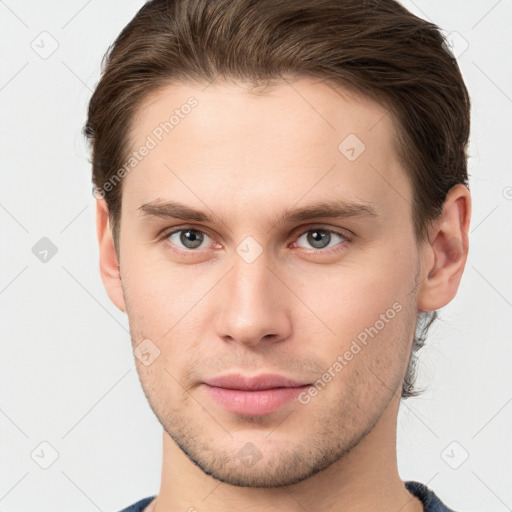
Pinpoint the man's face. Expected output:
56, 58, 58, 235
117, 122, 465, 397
116, 78, 426, 487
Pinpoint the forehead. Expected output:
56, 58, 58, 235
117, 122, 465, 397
123, 77, 411, 223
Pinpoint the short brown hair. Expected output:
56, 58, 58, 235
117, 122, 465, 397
84, 0, 470, 399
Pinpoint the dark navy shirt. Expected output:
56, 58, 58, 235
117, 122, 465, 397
116, 480, 458, 511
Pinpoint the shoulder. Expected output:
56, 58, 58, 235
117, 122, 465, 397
115, 496, 156, 512
405, 481, 459, 512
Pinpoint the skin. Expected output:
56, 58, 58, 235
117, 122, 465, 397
96, 77, 471, 511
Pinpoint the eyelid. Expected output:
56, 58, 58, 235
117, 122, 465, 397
290, 224, 353, 242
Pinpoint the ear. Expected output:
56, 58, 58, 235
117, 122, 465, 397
96, 198, 126, 312
417, 183, 472, 311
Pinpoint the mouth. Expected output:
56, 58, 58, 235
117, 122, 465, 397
201, 373, 311, 416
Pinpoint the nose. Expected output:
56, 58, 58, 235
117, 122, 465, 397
214, 254, 293, 348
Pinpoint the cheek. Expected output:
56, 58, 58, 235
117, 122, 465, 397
288, 242, 418, 388
121, 254, 215, 373
294, 253, 415, 341
122, 248, 200, 322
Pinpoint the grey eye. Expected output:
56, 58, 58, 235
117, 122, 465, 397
296, 229, 344, 250
169, 229, 207, 249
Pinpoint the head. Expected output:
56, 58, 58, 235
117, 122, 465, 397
86, 0, 470, 488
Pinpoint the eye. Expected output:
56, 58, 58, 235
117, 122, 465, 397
167, 228, 212, 250
161, 225, 349, 256
295, 228, 347, 251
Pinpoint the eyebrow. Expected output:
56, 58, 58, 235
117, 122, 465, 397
138, 198, 379, 225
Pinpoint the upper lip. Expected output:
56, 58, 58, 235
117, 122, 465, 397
204, 373, 310, 391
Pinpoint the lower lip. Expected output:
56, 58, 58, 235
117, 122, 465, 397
204, 384, 310, 416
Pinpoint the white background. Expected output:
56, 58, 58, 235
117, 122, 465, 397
0, 1, 511, 511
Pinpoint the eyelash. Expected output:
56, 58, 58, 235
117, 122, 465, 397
159, 225, 351, 257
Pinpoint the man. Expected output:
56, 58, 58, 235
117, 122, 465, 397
85, 0, 471, 510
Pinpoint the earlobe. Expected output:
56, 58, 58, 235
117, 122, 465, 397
96, 198, 126, 312
417, 184, 471, 312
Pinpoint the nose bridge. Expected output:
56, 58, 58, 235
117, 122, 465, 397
215, 250, 292, 346
231, 253, 271, 306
